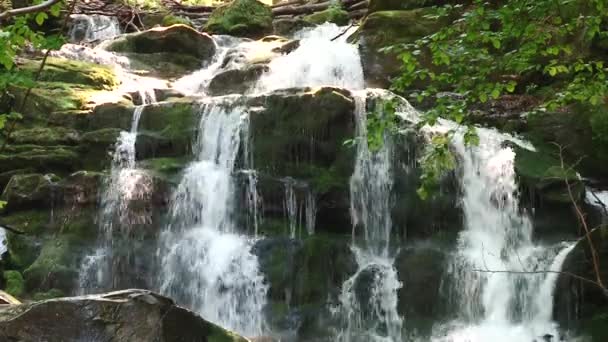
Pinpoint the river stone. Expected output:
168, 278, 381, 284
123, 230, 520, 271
0, 289, 249, 342
204, 0, 273, 38
208, 64, 269, 96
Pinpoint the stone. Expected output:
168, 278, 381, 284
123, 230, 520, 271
0, 146, 80, 175
0, 289, 249, 342
273, 18, 313, 36
19, 57, 118, 90
208, 64, 269, 96
205, 0, 273, 38
350, 9, 447, 88
0, 174, 57, 212
105, 24, 215, 61
22, 236, 77, 293
303, 7, 349, 26
2, 270, 24, 297
10, 127, 80, 146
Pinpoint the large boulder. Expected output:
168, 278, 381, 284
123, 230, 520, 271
554, 226, 608, 342
104, 25, 216, 78
205, 0, 273, 38
0, 174, 58, 212
0, 289, 250, 342
350, 9, 447, 88
208, 64, 269, 96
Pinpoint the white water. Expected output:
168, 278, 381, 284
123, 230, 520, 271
428, 125, 575, 342
158, 101, 268, 337
68, 14, 121, 44
337, 92, 403, 342
256, 23, 364, 92
0, 227, 6, 258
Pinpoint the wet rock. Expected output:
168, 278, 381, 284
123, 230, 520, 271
273, 18, 313, 36
104, 25, 215, 78
303, 7, 349, 26
0, 146, 81, 175
208, 64, 269, 95
205, 0, 273, 38
10, 127, 80, 146
350, 9, 447, 88
0, 174, 58, 212
0, 289, 250, 342
554, 226, 608, 342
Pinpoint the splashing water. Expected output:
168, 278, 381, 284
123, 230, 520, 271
428, 125, 575, 342
256, 23, 364, 92
158, 101, 268, 337
68, 14, 121, 44
0, 227, 6, 258
337, 91, 403, 342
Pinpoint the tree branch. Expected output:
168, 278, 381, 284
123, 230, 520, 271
0, 0, 62, 21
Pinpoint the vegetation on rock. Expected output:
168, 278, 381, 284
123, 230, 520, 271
204, 0, 273, 37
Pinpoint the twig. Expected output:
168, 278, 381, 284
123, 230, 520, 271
331, 23, 356, 41
0, 222, 26, 235
0, 0, 61, 21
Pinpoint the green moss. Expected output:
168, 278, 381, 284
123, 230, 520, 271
138, 101, 197, 147
81, 128, 122, 146
139, 157, 189, 177
581, 311, 608, 342
3, 270, 25, 297
1, 210, 49, 235
207, 324, 248, 342
204, 0, 273, 37
162, 14, 193, 27
5, 234, 39, 270
10, 127, 80, 146
32, 288, 64, 301
303, 7, 349, 25
23, 236, 77, 291
19, 57, 118, 90
0, 146, 80, 174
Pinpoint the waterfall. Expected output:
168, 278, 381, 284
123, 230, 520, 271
429, 125, 576, 342
336, 92, 403, 342
78, 90, 156, 293
256, 23, 364, 92
0, 227, 6, 258
68, 14, 121, 44
158, 101, 267, 337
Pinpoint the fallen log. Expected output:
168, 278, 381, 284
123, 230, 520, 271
272, 1, 332, 15
347, 0, 369, 11
348, 8, 367, 19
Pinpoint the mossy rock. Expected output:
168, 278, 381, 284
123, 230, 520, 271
55, 171, 104, 208
2, 270, 24, 297
105, 24, 215, 60
351, 9, 448, 88
208, 64, 268, 96
23, 236, 78, 292
19, 57, 118, 90
88, 101, 136, 132
514, 145, 584, 204
31, 288, 64, 301
136, 101, 198, 158
80, 128, 122, 146
123, 52, 203, 79
139, 157, 189, 183
5, 234, 40, 270
10, 127, 80, 146
0, 174, 58, 212
0, 146, 80, 174
0, 169, 35, 192
368, 0, 464, 12
303, 7, 349, 26
204, 0, 273, 38
273, 18, 313, 36
162, 15, 193, 27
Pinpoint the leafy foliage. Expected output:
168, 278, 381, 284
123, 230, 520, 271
0, 0, 65, 147
382, 0, 608, 197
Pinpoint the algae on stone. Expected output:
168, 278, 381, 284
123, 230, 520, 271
2, 270, 25, 297
303, 7, 349, 26
204, 0, 273, 38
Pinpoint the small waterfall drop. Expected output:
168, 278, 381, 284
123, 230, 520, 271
430, 125, 575, 342
158, 101, 267, 337
256, 23, 364, 92
336, 92, 403, 342
68, 14, 121, 44
0, 227, 6, 258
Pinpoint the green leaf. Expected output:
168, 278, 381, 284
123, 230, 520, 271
0, 200, 6, 209
35, 12, 48, 26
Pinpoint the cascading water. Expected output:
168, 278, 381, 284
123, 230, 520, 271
68, 14, 121, 44
336, 92, 403, 342
256, 23, 364, 92
78, 89, 156, 292
158, 101, 267, 337
428, 124, 576, 342
0, 227, 6, 258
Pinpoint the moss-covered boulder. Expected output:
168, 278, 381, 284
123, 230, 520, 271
205, 0, 273, 38
368, 0, 464, 12
104, 25, 215, 78
10, 127, 80, 146
0, 146, 80, 175
303, 7, 349, 26
514, 145, 584, 204
19, 58, 118, 90
136, 100, 198, 158
350, 9, 447, 87
22, 237, 78, 292
0, 289, 250, 342
208, 64, 268, 96
1, 174, 58, 212
554, 227, 608, 342
2, 270, 24, 297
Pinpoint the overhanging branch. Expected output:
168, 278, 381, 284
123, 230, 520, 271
0, 0, 62, 21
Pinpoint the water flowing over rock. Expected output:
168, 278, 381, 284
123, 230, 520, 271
68, 14, 121, 44
0, 289, 249, 342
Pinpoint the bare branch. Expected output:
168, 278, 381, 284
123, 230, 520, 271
0, 0, 62, 21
